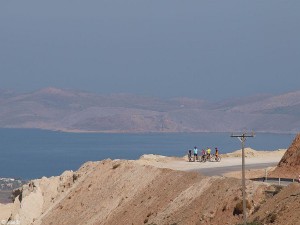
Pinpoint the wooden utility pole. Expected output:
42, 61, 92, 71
231, 132, 255, 225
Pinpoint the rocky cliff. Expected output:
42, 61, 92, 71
1, 158, 299, 225
270, 133, 300, 178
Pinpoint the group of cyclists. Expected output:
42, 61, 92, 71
188, 146, 221, 162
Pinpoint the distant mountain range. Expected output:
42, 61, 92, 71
0, 87, 299, 133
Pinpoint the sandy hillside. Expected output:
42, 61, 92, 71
270, 133, 300, 178
221, 148, 286, 158
2, 146, 300, 225
0, 203, 13, 222
1, 156, 299, 225
248, 183, 300, 225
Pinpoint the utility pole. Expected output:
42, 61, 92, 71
231, 132, 255, 225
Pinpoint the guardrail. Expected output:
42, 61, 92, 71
250, 177, 299, 186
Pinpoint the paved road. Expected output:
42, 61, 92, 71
191, 162, 298, 186
191, 162, 277, 176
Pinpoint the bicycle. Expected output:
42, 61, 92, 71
210, 154, 221, 162
188, 150, 193, 162
199, 154, 207, 162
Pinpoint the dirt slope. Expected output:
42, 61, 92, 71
2, 158, 300, 225
36, 160, 248, 225
221, 148, 286, 158
249, 183, 300, 225
3, 159, 272, 225
270, 133, 300, 178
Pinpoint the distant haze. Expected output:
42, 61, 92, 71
0, 1, 299, 100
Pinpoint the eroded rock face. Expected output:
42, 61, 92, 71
3, 170, 82, 225
2, 158, 299, 225
271, 134, 300, 178
1, 161, 100, 225
278, 134, 300, 167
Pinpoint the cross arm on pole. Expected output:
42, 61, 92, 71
231, 132, 255, 138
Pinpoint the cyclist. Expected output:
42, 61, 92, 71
215, 147, 219, 157
193, 146, 198, 161
201, 149, 206, 162
188, 149, 192, 162
207, 147, 211, 160
214, 147, 221, 162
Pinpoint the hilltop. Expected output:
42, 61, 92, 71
0, 146, 299, 225
270, 133, 300, 178
1, 87, 300, 133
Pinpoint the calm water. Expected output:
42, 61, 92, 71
0, 129, 295, 179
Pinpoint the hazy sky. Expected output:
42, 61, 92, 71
0, 1, 299, 100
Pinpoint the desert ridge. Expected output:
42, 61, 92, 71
1, 143, 300, 225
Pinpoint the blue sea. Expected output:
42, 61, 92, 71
0, 129, 295, 179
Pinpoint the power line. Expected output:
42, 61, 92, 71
231, 132, 255, 225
